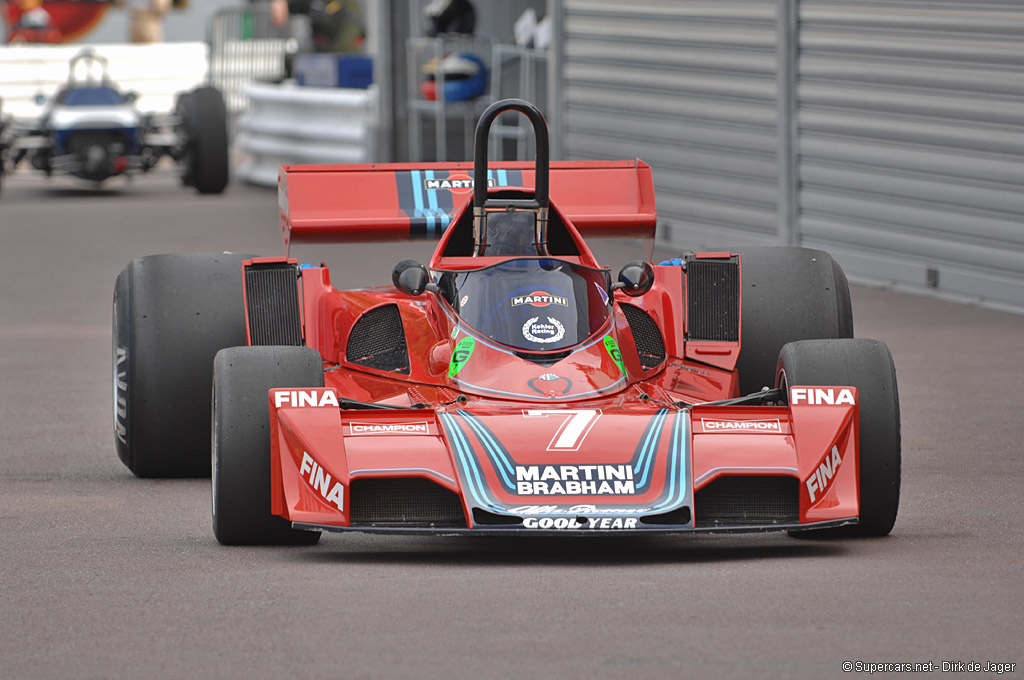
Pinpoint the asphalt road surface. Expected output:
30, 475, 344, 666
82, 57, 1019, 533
1, 170, 1021, 680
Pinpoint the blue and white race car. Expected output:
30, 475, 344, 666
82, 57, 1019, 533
0, 48, 228, 196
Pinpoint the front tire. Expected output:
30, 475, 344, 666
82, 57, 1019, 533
778, 338, 901, 537
212, 346, 324, 546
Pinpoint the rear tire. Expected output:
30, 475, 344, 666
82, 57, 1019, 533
212, 346, 324, 546
735, 247, 853, 395
113, 253, 251, 477
778, 339, 901, 537
177, 86, 229, 194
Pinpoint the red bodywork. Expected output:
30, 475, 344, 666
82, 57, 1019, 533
255, 161, 859, 534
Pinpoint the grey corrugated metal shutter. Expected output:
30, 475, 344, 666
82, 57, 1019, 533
560, 0, 783, 247
558, 0, 1024, 311
796, 1, 1024, 308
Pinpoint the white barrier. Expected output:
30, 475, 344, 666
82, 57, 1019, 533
209, 39, 291, 114
234, 81, 378, 186
0, 43, 208, 117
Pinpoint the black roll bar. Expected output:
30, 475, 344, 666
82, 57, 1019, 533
471, 99, 550, 255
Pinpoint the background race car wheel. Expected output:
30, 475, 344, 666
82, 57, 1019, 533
113, 253, 252, 477
212, 346, 324, 546
777, 338, 901, 537
734, 247, 853, 395
173, 91, 193, 188
176, 86, 229, 195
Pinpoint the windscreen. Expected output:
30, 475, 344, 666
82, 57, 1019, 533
60, 87, 125, 106
438, 258, 612, 352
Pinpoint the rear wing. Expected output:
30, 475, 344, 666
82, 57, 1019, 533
278, 160, 656, 252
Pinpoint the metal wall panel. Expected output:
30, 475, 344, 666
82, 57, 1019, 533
561, 0, 783, 247
797, 1, 1024, 309
559, 0, 1024, 311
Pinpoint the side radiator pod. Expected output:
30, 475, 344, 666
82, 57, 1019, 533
683, 253, 740, 371
243, 258, 304, 346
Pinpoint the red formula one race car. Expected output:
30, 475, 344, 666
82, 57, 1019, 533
112, 99, 900, 545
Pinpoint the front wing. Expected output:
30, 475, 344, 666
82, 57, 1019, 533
268, 388, 860, 535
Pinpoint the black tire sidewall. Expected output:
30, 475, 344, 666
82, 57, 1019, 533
113, 253, 251, 477
212, 345, 324, 546
183, 86, 229, 194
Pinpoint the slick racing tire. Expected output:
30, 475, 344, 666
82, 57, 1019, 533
734, 247, 853, 395
212, 346, 324, 546
113, 253, 252, 477
177, 86, 229, 194
777, 339, 901, 537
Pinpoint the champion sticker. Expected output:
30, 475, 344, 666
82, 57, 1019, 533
701, 419, 782, 433
523, 317, 565, 344
349, 422, 430, 435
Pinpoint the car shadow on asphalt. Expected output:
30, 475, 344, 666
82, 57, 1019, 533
293, 533, 852, 566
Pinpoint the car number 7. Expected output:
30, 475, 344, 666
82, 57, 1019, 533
522, 409, 602, 451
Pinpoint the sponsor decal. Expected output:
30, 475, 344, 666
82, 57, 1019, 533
805, 445, 844, 504
424, 174, 493, 193
451, 326, 460, 340
701, 419, 782, 433
515, 464, 634, 495
114, 346, 128, 445
526, 374, 573, 396
522, 316, 565, 344
449, 336, 475, 377
300, 452, 344, 511
511, 291, 569, 308
349, 422, 430, 435
459, 295, 469, 308
669, 360, 710, 376
603, 335, 626, 375
440, 409, 679, 506
522, 516, 639, 530
511, 504, 651, 515
278, 181, 289, 216
274, 390, 340, 408
790, 387, 856, 406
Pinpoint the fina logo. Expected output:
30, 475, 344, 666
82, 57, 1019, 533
790, 387, 856, 406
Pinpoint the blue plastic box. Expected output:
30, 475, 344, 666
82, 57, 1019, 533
294, 54, 373, 89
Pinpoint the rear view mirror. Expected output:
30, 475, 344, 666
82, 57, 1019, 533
392, 260, 435, 297
615, 260, 654, 297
